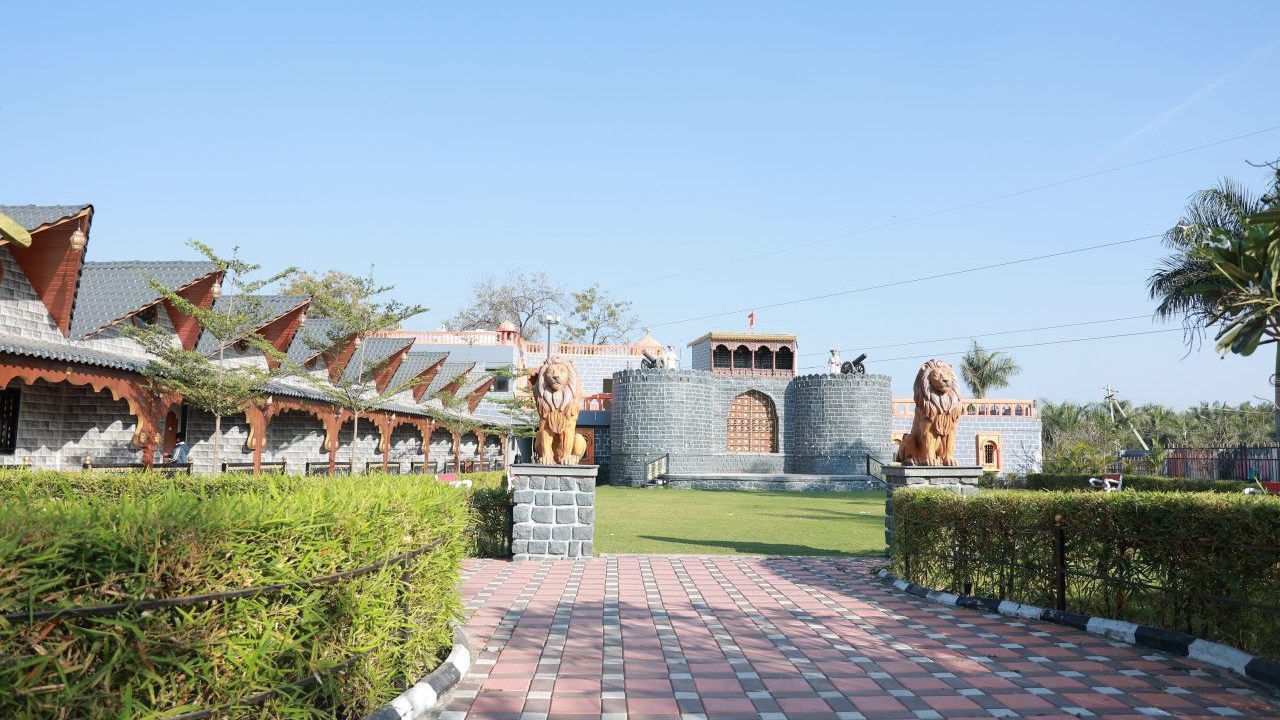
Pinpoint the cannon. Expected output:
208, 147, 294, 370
840, 353, 868, 375
641, 349, 667, 370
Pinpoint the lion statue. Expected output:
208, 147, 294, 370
530, 355, 588, 465
895, 359, 963, 466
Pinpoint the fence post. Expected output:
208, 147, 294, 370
1053, 514, 1066, 612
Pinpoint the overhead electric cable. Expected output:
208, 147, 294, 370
613, 124, 1280, 291
798, 313, 1153, 357
649, 233, 1163, 329
797, 328, 1183, 371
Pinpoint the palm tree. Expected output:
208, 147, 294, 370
1148, 167, 1280, 439
959, 341, 1021, 398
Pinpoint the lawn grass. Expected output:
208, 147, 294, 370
594, 485, 887, 556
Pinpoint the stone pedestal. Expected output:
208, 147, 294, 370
884, 465, 982, 553
510, 464, 598, 561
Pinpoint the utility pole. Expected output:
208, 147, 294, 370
1104, 385, 1150, 452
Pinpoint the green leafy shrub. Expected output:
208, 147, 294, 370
1025, 473, 1248, 493
0, 472, 469, 719
893, 488, 1280, 661
469, 486, 513, 557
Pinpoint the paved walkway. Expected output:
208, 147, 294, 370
432, 556, 1279, 719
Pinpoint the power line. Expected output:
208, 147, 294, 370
613, 124, 1280, 291
799, 313, 1153, 357
649, 233, 1163, 329
797, 327, 1184, 371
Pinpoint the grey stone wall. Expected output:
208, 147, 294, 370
525, 348, 640, 395
261, 410, 330, 470
690, 340, 711, 371
510, 464, 597, 561
0, 249, 67, 341
666, 476, 881, 492
609, 368, 892, 486
789, 373, 893, 474
1, 379, 142, 469
892, 413, 1043, 473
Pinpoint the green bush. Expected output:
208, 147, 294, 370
1025, 472, 1248, 493
893, 488, 1280, 661
0, 466, 322, 502
0, 471, 469, 719
469, 487, 513, 557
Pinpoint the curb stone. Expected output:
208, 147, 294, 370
363, 623, 472, 720
874, 568, 1280, 692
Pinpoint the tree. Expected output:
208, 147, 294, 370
300, 269, 427, 469
1148, 164, 1280, 438
281, 270, 376, 319
445, 272, 565, 341
129, 241, 297, 469
959, 341, 1021, 398
424, 391, 483, 476
562, 284, 640, 345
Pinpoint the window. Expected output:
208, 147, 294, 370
131, 305, 159, 328
712, 344, 732, 368
754, 346, 774, 370
775, 346, 794, 370
491, 376, 510, 393
0, 387, 19, 454
732, 345, 752, 369
977, 433, 1001, 471
726, 390, 778, 453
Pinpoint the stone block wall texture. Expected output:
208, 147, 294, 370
789, 373, 894, 474
883, 465, 982, 552
690, 341, 711, 372
609, 368, 892, 486
892, 414, 1043, 473
510, 464, 597, 561
1, 379, 141, 469
525, 349, 640, 396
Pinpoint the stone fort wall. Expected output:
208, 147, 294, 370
609, 368, 893, 486
891, 412, 1043, 473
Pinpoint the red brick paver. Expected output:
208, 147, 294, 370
432, 556, 1279, 719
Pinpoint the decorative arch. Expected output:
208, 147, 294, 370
726, 390, 778, 453
0, 355, 174, 457
774, 346, 794, 371
712, 344, 732, 368
753, 346, 774, 370
732, 345, 752, 369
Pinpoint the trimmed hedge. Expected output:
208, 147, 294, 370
1024, 472, 1249, 493
893, 488, 1280, 661
0, 471, 470, 719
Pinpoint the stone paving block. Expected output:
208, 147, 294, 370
432, 556, 1280, 719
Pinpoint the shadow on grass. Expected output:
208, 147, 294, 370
637, 535, 886, 557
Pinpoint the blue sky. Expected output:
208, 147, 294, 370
4, 2, 1280, 407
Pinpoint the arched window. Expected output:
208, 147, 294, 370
984, 441, 997, 465
712, 344, 732, 368
754, 346, 774, 370
733, 345, 752, 369
774, 346, 794, 370
727, 390, 778, 453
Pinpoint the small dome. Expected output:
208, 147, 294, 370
497, 321, 518, 332
632, 333, 663, 351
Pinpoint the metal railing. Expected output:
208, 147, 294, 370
1138, 446, 1280, 482
865, 454, 888, 482
896, 516, 1280, 652
305, 461, 351, 476
82, 461, 192, 476
221, 461, 285, 474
